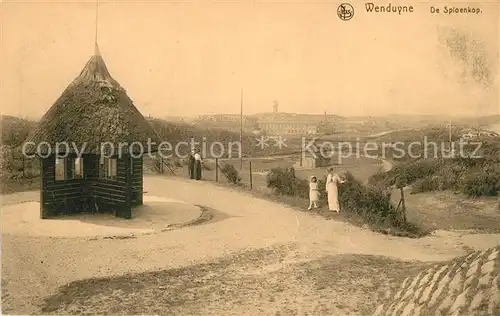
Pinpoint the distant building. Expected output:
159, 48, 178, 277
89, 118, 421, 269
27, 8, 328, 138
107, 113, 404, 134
190, 105, 342, 136
257, 118, 318, 136
460, 130, 499, 141
254, 109, 330, 136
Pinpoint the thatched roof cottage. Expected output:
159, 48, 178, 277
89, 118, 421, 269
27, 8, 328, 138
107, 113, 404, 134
25, 43, 160, 219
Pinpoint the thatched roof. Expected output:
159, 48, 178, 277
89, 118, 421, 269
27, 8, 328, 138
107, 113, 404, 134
25, 43, 160, 155
374, 245, 500, 316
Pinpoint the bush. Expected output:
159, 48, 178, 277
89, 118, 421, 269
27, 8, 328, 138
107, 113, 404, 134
368, 170, 387, 187
397, 159, 442, 185
266, 167, 294, 195
0, 145, 41, 178
0, 116, 37, 148
370, 155, 500, 198
266, 167, 309, 198
434, 163, 463, 190
0, 146, 15, 173
0, 145, 26, 173
411, 176, 441, 193
220, 164, 241, 184
461, 171, 500, 197
337, 176, 396, 223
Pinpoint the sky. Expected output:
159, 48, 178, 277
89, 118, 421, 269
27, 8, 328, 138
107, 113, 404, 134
1, 0, 499, 119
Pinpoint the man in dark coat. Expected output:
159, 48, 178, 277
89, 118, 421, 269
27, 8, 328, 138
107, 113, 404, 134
188, 150, 195, 179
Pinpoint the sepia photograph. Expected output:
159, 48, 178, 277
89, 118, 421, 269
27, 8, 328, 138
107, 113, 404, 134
0, 0, 499, 315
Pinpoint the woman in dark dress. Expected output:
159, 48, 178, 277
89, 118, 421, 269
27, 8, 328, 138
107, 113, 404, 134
188, 150, 195, 179
194, 149, 202, 180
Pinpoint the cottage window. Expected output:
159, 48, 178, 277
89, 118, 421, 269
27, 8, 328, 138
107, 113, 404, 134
74, 157, 83, 179
100, 157, 117, 180
55, 158, 66, 180
55, 157, 83, 180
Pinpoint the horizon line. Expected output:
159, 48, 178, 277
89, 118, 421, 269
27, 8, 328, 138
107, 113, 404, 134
2, 112, 499, 121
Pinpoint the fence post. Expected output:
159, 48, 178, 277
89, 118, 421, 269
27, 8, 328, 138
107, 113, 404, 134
215, 158, 219, 182
300, 147, 303, 167
249, 161, 253, 190
400, 187, 407, 224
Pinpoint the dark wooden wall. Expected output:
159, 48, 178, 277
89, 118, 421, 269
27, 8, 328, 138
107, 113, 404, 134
131, 156, 143, 206
40, 154, 143, 219
92, 155, 128, 217
40, 154, 88, 218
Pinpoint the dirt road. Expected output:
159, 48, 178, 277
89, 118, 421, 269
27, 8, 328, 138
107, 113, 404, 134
2, 175, 499, 314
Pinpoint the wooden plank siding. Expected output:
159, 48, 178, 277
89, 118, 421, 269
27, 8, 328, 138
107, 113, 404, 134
40, 154, 88, 218
39, 154, 143, 219
131, 156, 143, 206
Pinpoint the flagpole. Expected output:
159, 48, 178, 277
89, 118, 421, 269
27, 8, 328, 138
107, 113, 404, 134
240, 88, 243, 170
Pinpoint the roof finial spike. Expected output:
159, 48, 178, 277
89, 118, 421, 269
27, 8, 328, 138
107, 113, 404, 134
94, 42, 101, 56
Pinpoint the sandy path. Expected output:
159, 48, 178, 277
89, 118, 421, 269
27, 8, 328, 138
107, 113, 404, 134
1, 196, 202, 237
2, 175, 500, 314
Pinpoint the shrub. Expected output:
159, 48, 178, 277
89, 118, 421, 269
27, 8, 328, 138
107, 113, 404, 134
0, 145, 15, 173
411, 175, 441, 193
266, 167, 308, 198
434, 163, 463, 190
0, 146, 41, 178
367, 159, 440, 188
266, 167, 294, 195
461, 171, 500, 197
398, 159, 442, 184
371, 154, 500, 198
220, 164, 241, 184
0, 117, 37, 148
368, 170, 387, 187
338, 177, 396, 223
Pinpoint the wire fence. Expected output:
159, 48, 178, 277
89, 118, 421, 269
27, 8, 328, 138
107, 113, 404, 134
148, 154, 387, 188
149, 155, 408, 223
151, 157, 266, 190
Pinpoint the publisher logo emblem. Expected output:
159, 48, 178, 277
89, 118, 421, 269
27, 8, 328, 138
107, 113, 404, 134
337, 3, 354, 21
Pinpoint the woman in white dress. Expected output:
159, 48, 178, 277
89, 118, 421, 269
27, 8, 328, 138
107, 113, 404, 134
326, 168, 346, 213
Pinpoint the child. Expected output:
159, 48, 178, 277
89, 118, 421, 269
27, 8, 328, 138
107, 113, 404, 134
308, 176, 319, 210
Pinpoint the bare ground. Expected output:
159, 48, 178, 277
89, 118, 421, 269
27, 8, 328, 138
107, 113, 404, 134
392, 188, 500, 232
2, 176, 500, 315
41, 245, 429, 316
